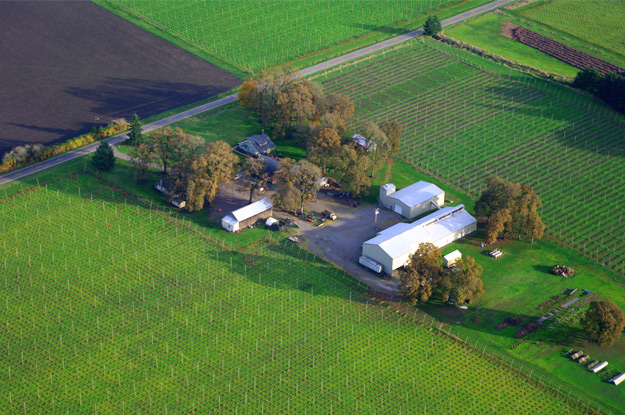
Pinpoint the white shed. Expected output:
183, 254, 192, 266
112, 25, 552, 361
443, 250, 462, 267
379, 181, 444, 219
609, 372, 625, 385
221, 198, 273, 233
362, 205, 477, 275
590, 361, 608, 373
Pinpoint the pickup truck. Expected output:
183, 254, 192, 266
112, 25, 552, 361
322, 210, 337, 220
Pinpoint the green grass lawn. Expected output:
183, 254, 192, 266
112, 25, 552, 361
517, 0, 625, 58
444, 12, 580, 77
0, 158, 589, 414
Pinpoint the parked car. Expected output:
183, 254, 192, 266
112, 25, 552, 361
287, 236, 300, 244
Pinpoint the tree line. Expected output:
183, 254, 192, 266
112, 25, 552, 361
573, 67, 625, 114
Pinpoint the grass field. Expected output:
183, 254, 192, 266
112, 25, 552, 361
518, 0, 625, 58
314, 39, 625, 277
444, 13, 580, 77
98, 0, 491, 73
0, 160, 594, 413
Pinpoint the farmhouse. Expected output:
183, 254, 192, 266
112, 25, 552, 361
352, 133, 375, 151
361, 205, 477, 275
238, 131, 276, 157
221, 197, 273, 232
154, 179, 186, 209
379, 181, 444, 219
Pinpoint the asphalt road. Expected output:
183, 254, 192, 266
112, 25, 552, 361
0, 0, 517, 186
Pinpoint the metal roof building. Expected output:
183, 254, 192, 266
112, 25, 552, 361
222, 197, 273, 233
361, 205, 477, 275
379, 181, 444, 219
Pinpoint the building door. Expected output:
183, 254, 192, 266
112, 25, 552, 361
394, 204, 402, 215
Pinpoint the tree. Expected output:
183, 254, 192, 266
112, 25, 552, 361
399, 243, 442, 304
184, 140, 239, 212
238, 78, 258, 112
475, 176, 519, 219
326, 93, 355, 121
338, 145, 370, 197
485, 208, 511, 244
525, 209, 545, 243
423, 15, 442, 37
149, 126, 177, 175
582, 300, 625, 347
149, 126, 202, 177
243, 158, 271, 204
380, 121, 403, 155
127, 113, 143, 146
307, 127, 341, 174
360, 121, 389, 178
272, 181, 301, 213
131, 142, 153, 183
441, 256, 484, 305
597, 71, 625, 114
294, 160, 322, 214
573, 67, 601, 93
92, 141, 115, 171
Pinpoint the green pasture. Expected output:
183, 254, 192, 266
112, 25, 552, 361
97, 0, 492, 73
444, 12, 580, 77
517, 0, 625, 58
314, 39, 625, 277
0, 160, 589, 414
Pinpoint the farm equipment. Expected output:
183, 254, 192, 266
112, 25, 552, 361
551, 264, 575, 277
322, 210, 337, 220
302, 212, 324, 225
283, 217, 299, 228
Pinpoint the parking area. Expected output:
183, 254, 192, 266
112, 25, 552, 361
209, 180, 404, 293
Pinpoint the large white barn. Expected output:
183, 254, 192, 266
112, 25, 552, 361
361, 205, 477, 275
379, 181, 444, 219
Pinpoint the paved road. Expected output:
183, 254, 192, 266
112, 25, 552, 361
0, 0, 517, 186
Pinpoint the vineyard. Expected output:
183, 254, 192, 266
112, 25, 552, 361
0, 163, 593, 413
99, 0, 478, 72
316, 39, 625, 274
518, 0, 625, 58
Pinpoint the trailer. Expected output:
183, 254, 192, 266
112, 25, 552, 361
608, 372, 625, 386
590, 361, 608, 373
359, 256, 383, 274
570, 351, 583, 360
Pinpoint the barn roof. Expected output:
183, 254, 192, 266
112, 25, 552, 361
228, 197, 273, 223
363, 205, 476, 260
387, 181, 444, 208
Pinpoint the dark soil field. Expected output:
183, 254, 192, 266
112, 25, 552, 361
501, 22, 624, 76
0, 1, 240, 157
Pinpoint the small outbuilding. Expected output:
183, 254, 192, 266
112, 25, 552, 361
590, 361, 608, 373
443, 250, 462, 267
609, 372, 625, 386
222, 197, 273, 233
352, 134, 376, 151
154, 179, 186, 209
379, 181, 444, 219
238, 131, 276, 157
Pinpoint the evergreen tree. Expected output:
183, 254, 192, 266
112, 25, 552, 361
92, 141, 116, 171
128, 113, 143, 146
423, 15, 442, 37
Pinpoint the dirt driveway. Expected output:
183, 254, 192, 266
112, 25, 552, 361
210, 181, 404, 294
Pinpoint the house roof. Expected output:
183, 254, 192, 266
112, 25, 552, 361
352, 133, 376, 150
239, 132, 275, 156
228, 197, 273, 223
363, 205, 476, 260
387, 181, 444, 208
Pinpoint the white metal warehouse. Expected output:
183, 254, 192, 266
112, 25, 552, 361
361, 205, 477, 275
379, 181, 444, 219
221, 198, 273, 233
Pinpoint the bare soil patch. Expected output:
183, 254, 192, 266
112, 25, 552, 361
0, 1, 240, 157
500, 22, 624, 76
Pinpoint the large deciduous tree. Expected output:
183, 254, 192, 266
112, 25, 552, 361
399, 243, 443, 304
360, 121, 389, 178
337, 145, 370, 197
131, 142, 153, 183
243, 158, 271, 204
380, 121, 403, 155
307, 127, 341, 174
441, 256, 484, 305
582, 300, 625, 347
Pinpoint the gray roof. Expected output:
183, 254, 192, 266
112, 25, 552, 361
239, 132, 275, 156
226, 197, 273, 223
363, 205, 476, 260
387, 181, 443, 208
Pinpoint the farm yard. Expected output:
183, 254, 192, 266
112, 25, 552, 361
98, 0, 491, 72
0, 1, 239, 157
0, 162, 593, 414
517, 0, 625, 58
315, 39, 625, 276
